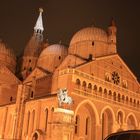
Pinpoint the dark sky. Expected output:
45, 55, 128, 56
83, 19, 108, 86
0, 0, 140, 81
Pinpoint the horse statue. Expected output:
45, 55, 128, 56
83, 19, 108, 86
57, 88, 73, 107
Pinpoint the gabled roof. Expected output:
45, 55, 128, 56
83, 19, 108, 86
76, 54, 140, 86
0, 64, 21, 85
23, 67, 52, 83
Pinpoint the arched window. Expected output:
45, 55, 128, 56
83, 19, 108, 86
137, 101, 140, 107
113, 92, 116, 101
45, 108, 48, 131
102, 109, 113, 139
127, 115, 136, 130
10, 96, 13, 102
126, 96, 128, 102
108, 90, 112, 99
108, 90, 112, 96
85, 117, 90, 135
105, 73, 111, 82
117, 111, 123, 125
99, 87, 102, 93
75, 115, 80, 134
88, 83, 92, 92
122, 80, 128, 88
118, 94, 121, 102
93, 85, 97, 92
130, 98, 132, 103
134, 99, 136, 105
30, 91, 34, 98
104, 89, 107, 94
122, 95, 125, 101
26, 111, 30, 135
82, 81, 87, 91
92, 41, 94, 46
76, 79, 81, 88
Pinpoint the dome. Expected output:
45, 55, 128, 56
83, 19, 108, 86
70, 27, 108, 46
39, 44, 67, 57
0, 40, 16, 73
68, 27, 112, 59
37, 44, 68, 72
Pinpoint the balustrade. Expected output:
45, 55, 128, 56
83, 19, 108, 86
59, 68, 140, 111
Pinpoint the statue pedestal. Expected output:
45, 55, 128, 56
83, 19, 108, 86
51, 108, 75, 140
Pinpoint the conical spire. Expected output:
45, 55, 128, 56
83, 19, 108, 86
34, 8, 44, 33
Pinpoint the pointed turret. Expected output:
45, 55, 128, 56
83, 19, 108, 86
34, 8, 44, 34
108, 18, 117, 43
33, 8, 44, 42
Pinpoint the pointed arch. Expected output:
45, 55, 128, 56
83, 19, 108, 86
116, 109, 125, 122
116, 109, 125, 125
100, 106, 115, 122
126, 113, 138, 128
74, 99, 99, 140
74, 99, 99, 124
100, 106, 115, 139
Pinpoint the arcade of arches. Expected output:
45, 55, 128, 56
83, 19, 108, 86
74, 100, 139, 140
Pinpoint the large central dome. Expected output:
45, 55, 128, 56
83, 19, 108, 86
68, 26, 113, 59
70, 27, 108, 46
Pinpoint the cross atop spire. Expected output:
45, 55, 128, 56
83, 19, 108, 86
34, 8, 44, 33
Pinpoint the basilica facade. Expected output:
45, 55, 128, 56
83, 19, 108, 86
0, 8, 140, 140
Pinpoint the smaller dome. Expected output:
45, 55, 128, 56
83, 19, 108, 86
40, 44, 67, 57
70, 27, 108, 46
0, 40, 16, 73
37, 44, 68, 72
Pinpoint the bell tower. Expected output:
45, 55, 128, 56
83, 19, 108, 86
19, 8, 45, 80
34, 8, 44, 41
108, 18, 117, 44
107, 18, 117, 53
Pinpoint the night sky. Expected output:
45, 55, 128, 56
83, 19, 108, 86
0, 0, 139, 81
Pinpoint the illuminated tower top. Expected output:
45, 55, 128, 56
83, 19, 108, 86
34, 8, 44, 34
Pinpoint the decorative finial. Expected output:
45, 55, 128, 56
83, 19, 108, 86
39, 8, 43, 13
111, 17, 116, 26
